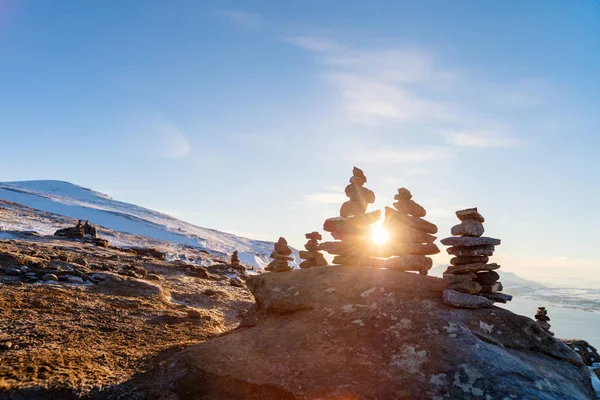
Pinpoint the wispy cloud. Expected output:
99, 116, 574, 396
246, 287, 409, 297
365, 146, 454, 164
284, 35, 344, 52
218, 10, 262, 30
121, 113, 191, 159
441, 129, 519, 148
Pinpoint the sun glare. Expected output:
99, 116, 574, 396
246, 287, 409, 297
371, 223, 389, 245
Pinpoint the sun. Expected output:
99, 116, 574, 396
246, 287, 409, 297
371, 223, 389, 245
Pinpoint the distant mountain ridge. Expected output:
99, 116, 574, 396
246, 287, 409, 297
429, 264, 545, 290
0, 180, 296, 269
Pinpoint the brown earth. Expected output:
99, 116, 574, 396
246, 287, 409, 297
0, 235, 254, 399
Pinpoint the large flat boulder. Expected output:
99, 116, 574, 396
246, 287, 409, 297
148, 267, 594, 400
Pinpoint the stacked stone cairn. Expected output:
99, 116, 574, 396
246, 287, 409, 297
382, 188, 440, 275
230, 251, 246, 271
265, 237, 293, 273
321, 167, 381, 266
535, 307, 554, 336
299, 232, 328, 269
440, 208, 512, 308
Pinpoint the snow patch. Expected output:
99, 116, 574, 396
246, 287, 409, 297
479, 321, 494, 334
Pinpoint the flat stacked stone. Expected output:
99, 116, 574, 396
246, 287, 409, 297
299, 232, 328, 269
535, 307, 554, 336
382, 188, 439, 275
321, 167, 380, 266
441, 207, 512, 308
265, 237, 293, 273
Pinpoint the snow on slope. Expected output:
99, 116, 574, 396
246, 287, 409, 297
0, 180, 296, 269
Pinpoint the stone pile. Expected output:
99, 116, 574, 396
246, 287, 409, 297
299, 232, 328, 269
535, 307, 554, 336
382, 188, 440, 275
320, 167, 381, 266
230, 251, 240, 268
440, 207, 512, 308
265, 237, 293, 273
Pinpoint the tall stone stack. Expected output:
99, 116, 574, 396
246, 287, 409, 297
265, 237, 293, 273
320, 167, 381, 266
535, 307, 554, 336
382, 188, 440, 275
440, 208, 512, 307
299, 232, 328, 269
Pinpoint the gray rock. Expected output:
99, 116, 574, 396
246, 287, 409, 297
19, 266, 30, 274
456, 207, 485, 222
72, 257, 88, 266
150, 268, 592, 400
447, 280, 482, 294
42, 273, 59, 281
450, 255, 489, 265
4, 268, 21, 276
66, 276, 84, 284
441, 236, 501, 247
443, 273, 476, 285
447, 245, 495, 257
384, 255, 432, 271
446, 262, 500, 274
475, 271, 500, 285
479, 292, 513, 303
442, 289, 493, 309
451, 219, 485, 237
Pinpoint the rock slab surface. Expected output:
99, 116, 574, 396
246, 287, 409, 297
149, 267, 594, 400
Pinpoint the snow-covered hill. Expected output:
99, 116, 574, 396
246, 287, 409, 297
0, 180, 296, 269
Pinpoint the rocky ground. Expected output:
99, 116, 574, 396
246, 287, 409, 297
0, 231, 254, 399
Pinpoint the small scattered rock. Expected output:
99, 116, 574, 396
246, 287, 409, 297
4, 268, 21, 276
0, 342, 13, 350
42, 273, 59, 282
66, 276, 84, 284
72, 257, 88, 266
146, 273, 161, 281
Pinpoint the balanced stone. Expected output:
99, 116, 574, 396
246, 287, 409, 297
384, 255, 432, 271
382, 242, 440, 256
447, 245, 495, 257
445, 262, 500, 275
456, 207, 485, 223
387, 227, 437, 244
393, 199, 426, 217
450, 255, 489, 266
475, 271, 500, 285
451, 219, 484, 237
479, 293, 512, 303
440, 236, 501, 247
480, 282, 503, 293
230, 251, 240, 267
394, 187, 412, 200
324, 210, 381, 234
442, 289, 493, 309
448, 280, 482, 294
443, 273, 476, 285
385, 207, 438, 234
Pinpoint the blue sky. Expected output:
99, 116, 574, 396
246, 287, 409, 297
1, 0, 599, 286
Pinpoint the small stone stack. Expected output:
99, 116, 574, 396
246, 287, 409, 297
382, 188, 440, 275
440, 208, 512, 308
321, 167, 381, 266
265, 237, 293, 273
299, 232, 328, 269
535, 307, 554, 336
230, 251, 241, 268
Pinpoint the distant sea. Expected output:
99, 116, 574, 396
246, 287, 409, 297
500, 294, 600, 347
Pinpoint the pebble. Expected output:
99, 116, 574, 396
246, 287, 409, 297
5, 268, 21, 276
66, 276, 84, 284
42, 273, 59, 282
